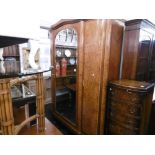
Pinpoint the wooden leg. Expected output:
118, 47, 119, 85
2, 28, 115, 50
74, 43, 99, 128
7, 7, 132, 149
0, 88, 2, 133
0, 79, 14, 135
36, 73, 45, 134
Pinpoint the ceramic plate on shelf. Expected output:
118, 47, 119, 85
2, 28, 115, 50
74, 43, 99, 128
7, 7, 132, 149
56, 50, 62, 57
69, 58, 76, 65
65, 49, 71, 57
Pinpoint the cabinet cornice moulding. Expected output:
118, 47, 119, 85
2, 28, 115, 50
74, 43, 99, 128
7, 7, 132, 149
50, 19, 91, 31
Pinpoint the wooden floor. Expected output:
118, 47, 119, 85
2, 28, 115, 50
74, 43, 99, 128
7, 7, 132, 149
14, 106, 63, 135
18, 118, 63, 135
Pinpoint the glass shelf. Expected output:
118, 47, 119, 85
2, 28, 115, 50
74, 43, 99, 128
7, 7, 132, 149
11, 84, 36, 108
11, 84, 35, 99
56, 75, 76, 78
56, 56, 76, 58
56, 45, 77, 49
0, 68, 52, 79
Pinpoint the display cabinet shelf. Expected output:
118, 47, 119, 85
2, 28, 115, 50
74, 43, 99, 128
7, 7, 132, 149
56, 45, 77, 49
56, 75, 76, 78
56, 56, 76, 58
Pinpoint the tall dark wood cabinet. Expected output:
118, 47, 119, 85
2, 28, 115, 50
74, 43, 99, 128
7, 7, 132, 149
121, 19, 155, 82
106, 80, 154, 134
50, 19, 124, 134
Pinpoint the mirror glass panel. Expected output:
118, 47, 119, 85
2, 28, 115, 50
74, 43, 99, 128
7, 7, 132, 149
55, 28, 77, 124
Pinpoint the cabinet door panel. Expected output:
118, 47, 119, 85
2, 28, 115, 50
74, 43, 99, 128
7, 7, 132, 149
122, 30, 140, 79
136, 30, 153, 81
150, 40, 155, 80
82, 20, 102, 134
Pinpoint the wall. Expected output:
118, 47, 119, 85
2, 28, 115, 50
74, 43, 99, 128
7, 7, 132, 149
0, 0, 40, 40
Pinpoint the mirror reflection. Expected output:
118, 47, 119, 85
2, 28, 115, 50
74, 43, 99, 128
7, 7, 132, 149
55, 28, 77, 124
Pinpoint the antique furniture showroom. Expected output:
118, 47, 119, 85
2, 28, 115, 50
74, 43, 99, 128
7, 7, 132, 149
1, 19, 155, 135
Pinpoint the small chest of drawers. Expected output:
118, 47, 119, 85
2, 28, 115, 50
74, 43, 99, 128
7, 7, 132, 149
106, 79, 154, 135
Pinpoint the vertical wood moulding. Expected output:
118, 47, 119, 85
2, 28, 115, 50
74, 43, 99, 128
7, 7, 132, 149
2, 81, 9, 134
97, 19, 106, 134
51, 30, 56, 112
36, 73, 45, 134
6, 81, 14, 134
36, 75, 40, 131
0, 91, 2, 132
0, 84, 7, 134
78, 21, 84, 132
0, 80, 14, 134
8, 81, 15, 133
40, 73, 45, 133
99, 20, 112, 134
80, 21, 85, 133
119, 25, 126, 79
36, 74, 41, 132
130, 30, 140, 79
147, 37, 154, 80
0, 81, 5, 133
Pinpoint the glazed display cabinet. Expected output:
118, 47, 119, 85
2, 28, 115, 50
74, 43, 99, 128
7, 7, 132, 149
50, 19, 124, 134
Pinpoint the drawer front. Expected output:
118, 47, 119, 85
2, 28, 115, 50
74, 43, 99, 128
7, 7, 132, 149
109, 109, 141, 128
109, 119, 139, 135
108, 86, 142, 103
109, 98, 143, 117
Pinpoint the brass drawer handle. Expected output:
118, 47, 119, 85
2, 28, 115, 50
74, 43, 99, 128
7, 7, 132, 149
109, 88, 114, 95
127, 89, 132, 94
129, 107, 136, 114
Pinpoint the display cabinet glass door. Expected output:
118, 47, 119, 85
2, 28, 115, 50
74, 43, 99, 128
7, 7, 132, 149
55, 28, 77, 124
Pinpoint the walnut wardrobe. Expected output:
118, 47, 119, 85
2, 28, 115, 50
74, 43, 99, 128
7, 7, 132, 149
50, 19, 124, 134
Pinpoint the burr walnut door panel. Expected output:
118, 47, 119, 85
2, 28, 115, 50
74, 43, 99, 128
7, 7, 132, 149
81, 20, 103, 134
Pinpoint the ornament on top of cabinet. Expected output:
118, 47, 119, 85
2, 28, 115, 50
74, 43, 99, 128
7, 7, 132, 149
61, 58, 67, 76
